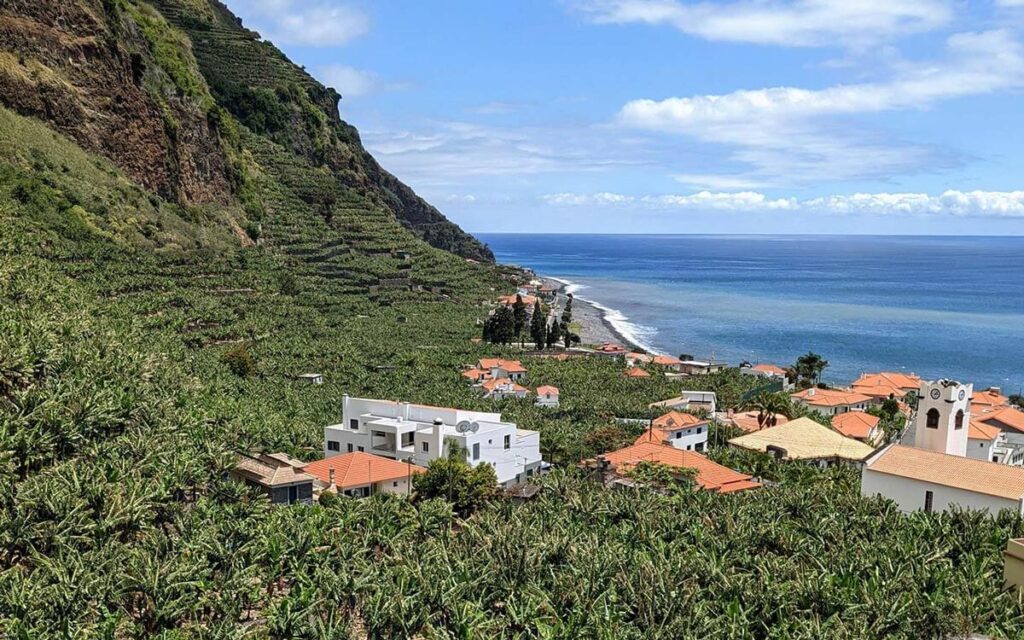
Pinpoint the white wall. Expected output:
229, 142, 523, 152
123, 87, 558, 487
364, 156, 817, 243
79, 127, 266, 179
861, 468, 1022, 515
665, 425, 710, 452
966, 437, 995, 462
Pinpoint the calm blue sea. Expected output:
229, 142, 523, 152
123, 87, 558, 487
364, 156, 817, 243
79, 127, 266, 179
478, 234, 1024, 391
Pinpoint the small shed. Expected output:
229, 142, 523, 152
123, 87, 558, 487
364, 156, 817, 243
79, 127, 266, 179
298, 373, 324, 385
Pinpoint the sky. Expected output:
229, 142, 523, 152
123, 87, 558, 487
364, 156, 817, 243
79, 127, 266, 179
223, 0, 1024, 235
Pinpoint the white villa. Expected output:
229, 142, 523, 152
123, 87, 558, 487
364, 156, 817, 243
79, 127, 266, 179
636, 411, 710, 453
650, 390, 718, 415
535, 385, 560, 408
481, 377, 529, 400
324, 395, 545, 486
863, 379, 1024, 515
791, 387, 872, 416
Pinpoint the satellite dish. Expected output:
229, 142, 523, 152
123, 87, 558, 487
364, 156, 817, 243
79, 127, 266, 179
456, 420, 472, 433
469, 422, 480, 433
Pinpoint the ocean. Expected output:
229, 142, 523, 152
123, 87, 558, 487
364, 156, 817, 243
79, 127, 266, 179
478, 234, 1024, 391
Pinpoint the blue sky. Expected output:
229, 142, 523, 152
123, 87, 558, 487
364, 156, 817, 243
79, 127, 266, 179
225, 0, 1024, 234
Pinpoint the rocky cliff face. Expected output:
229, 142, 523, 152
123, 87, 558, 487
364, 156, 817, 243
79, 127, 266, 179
0, 0, 493, 262
0, 0, 230, 205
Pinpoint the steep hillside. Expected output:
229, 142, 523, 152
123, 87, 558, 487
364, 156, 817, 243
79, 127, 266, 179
0, 0, 493, 261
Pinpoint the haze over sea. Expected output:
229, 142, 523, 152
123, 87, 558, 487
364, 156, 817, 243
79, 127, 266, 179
479, 234, 1024, 392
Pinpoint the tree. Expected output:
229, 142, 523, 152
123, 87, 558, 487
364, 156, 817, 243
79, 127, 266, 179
563, 326, 578, 350
221, 343, 256, 377
484, 306, 516, 345
529, 301, 547, 349
1010, 394, 1024, 409
412, 448, 498, 517
793, 352, 829, 387
512, 294, 528, 345
547, 318, 561, 349
561, 294, 573, 326
745, 391, 791, 429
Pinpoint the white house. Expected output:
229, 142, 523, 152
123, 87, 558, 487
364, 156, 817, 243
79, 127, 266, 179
535, 385, 560, 408
862, 379, 1024, 515
481, 377, 529, 400
650, 390, 718, 416
324, 395, 544, 486
791, 387, 872, 416
478, 358, 527, 381
303, 452, 425, 498
636, 410, 710, 453
740, 363, 792, 390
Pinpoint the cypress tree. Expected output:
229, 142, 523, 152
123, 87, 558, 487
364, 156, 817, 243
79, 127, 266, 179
530, 300, 546, 349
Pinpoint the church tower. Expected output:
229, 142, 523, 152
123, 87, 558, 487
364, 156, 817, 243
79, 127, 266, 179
913, 379, 972, 457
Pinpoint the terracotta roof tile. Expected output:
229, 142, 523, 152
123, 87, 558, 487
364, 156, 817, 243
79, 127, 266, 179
599, 442, 760, 493
866, 444, 1024, 500
652, 411, 707, 430
625, 367, 651, 378
304, 453, 425, 490
791, 388, 873, 407
830, 412, 880, 440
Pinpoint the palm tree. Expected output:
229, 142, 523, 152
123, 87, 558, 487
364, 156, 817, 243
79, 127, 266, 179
794, 351, 829, 387
746, 391, 791, 429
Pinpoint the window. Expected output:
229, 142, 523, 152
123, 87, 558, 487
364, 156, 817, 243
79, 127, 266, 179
327, 440, 340, 452
675, 432, 682, 439
695, 442, 704, 452
527, 469, 533, 477
401, 432, 414, 447
926, 409, 940, 429
472, 443, 480, 460
504, 435, 511, 450
288, 485, 298, 505
393, 481, 399, 487
349, 419, 359, 430
422, 441, 429, 453
686, 444, 691, 450
954, 409, 964, 430
697, 427, 702, 434
357, 446, 364, 452
347, 443, 353, 453
924, 490, 934, 513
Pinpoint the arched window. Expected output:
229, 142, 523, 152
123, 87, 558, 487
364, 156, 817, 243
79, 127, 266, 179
926, 408, 940, 429
955, 409, 964, 430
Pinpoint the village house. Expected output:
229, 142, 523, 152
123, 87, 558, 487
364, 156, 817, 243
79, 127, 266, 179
729, 417, 875, 467
481, 377, 529, 400
497, 293, 539, 308
724, 409, 789, 433
973, 387, 1010, 411
324, 395, 545, 487
625, 366, 651, 378
651, 355, 683, 371
972, 406, 1024, 465
678, 359, 729, 376
596, 343, 627, 356
790, 387, 873, 416
230, 452, 316, 505
650, 390, 718, 416
862, 379, 1024, 514
535, 385, 560, 408
850, 371, 923, 402
740, 363, 791, 389
830, 411, 883, 446
303, 452, 425, 498
968, 419, 1012, 464
625, 352, 654, 366
585, 442, 760, 494
635, 411, 710, 452
478, 358, 527, 381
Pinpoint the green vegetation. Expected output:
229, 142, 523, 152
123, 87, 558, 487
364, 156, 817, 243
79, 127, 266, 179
3, 1, 1024, 637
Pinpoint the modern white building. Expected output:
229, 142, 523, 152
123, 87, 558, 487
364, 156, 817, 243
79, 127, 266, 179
324, 395, 544, 486
862, 379, 1024, 515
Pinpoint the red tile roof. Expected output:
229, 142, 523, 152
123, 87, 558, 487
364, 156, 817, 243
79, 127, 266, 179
482, 377, 528, 393
751, 363, 787, 376
652, 411, 707, 430
968, 419, 1001, 441
851, 372, 922, 399
478, 358, 527, 374
973, 388, 1010, 410
597, 343, 626, 353
652, 355, 683, 366
792, 387, 873, 407
728, 411, 789, 433
497, 294, 538, 306
535, 385, 559, 395
625, 366, 651, 378
830, 411, 880, 440
599, 442, 760, 493
304, 453, 425, 490
975, 407, 1024, 434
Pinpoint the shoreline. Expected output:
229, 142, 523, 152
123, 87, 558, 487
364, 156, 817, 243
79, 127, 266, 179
540, 276, 659, 354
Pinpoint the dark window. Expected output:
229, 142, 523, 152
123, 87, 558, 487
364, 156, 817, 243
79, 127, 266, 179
472, 443, 480, 460
288, 485, 298, 505
924, 490, 934, 513
347, 443, 353, 453
422, 441, 429, 453
527, 468, 533, 477
926, 409, 940, 429
327, 440, 340, 452
349, 419, 359, 430
676, 432, 682, 439
393, 481, 399, 487
504, 435, 511, 450
357, 446, 364, 452
955, 409, 965, 430
695, 442, 704, 452
697, 427, 703, 434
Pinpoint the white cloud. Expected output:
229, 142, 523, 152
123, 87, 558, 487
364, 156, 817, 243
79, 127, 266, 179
541, 190, 1024, 217
617, 30, 1024, 187
469, 101, 531, 115
570, 0, 952, 47
317, 65, 376, 97
227, 0, 369, 47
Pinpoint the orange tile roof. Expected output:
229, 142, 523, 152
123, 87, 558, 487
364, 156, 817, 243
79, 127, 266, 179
600, 442, 760, 493
625, 366, 651, 378
751, 363, 787, 376
973, 388, 1010, 409
304, 453, 425, 490
535, 385, 559, 395
482, 377, 527, 393
652, 355, 683, 366
968, 419, 1001, 441
791, 387, 873, 407
652, 411, 707, 430
461, 368, 490, 380
830, 411, 880, 440
497, 294, 538, 306
729, 411, 789, 433
866, 444, 1024, 500
975, 407, 1024, 434
598, 343, 626, 352
851, 372, 922, 398
478, 358, 527, 374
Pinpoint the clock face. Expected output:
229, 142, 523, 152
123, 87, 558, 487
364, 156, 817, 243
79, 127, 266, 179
959, 389, 966, 401
930, 389, 941, 400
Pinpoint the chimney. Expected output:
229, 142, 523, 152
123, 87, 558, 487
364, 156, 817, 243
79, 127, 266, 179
328, 466, 335, 487
431, 418, 444, 459
992, 387, 1002, 395
807, 388, 816, 397
400, 401, 410, 421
